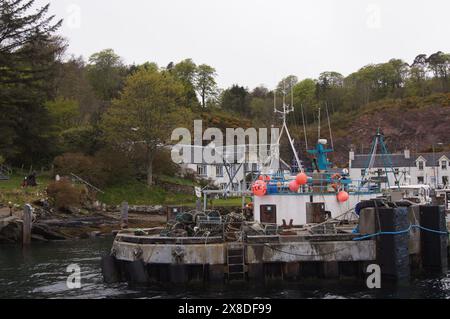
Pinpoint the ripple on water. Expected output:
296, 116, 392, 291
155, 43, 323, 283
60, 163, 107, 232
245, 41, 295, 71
0, 238, 449, 299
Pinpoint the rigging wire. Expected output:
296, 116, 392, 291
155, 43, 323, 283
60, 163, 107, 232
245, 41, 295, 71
325, 102, 334, 150
300, 103, 309, 151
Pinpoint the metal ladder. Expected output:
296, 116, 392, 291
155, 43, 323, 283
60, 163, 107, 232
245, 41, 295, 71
226, 243, 246, 281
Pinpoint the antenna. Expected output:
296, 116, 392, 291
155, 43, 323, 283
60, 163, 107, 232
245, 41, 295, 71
273, 79, 302, 171
273, 90, 276, 113
318, 107, 321, 140
325, 102, 334, 150
301, 104, 309, 151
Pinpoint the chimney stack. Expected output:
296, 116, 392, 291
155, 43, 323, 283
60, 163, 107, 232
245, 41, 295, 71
404, 148, 410, 159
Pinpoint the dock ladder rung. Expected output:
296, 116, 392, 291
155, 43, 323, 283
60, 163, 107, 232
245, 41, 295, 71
226, 244, 246, 281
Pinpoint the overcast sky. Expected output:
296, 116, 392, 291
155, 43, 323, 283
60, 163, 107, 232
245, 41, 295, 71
38, 0, 450, 89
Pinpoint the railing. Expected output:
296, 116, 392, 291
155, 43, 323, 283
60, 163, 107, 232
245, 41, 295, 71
0, 165, 12, 180
70, 173, 105, 194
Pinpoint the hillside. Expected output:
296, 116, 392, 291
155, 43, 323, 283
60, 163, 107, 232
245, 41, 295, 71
327, 93, 450, 165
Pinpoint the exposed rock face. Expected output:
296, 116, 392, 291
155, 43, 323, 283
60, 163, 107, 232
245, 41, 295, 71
0, 221, 21, 243
332, 104, 450, 166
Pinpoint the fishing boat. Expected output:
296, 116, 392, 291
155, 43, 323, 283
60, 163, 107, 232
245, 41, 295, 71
249, 90, 382, 226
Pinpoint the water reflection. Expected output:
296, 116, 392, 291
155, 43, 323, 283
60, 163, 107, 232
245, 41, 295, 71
0, 238, 449, 299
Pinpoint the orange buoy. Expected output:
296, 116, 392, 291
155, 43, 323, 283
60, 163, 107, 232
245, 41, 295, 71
337, 191, 350, 203
289, 180, 300, 192
252, 180, 267, 197
296, 172, 308, 185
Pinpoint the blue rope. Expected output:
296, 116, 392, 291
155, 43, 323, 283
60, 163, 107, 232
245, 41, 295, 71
353, 224, 449, 241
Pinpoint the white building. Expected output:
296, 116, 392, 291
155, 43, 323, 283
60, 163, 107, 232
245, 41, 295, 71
176, 143, 289, 192
182, 162, 259, 192
349, 149, 450, 189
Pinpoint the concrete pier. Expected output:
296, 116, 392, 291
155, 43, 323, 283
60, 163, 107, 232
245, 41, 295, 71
103, 204, 449, 285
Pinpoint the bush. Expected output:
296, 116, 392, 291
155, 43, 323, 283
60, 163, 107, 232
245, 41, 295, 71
47, 180, 85, 210
94, 148, 134, 185
53, 149, 134, 188
53, 153, 105, 187
152, 149, 180, 177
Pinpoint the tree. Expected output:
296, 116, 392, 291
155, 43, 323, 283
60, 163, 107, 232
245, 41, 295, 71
194, 64, 218, 108
293, 79, 318, 123
0, 0, 64, 165
101, 68, 188, 186
316, 72, 345, 112
46, 97, 81, 131
221, 85, 251, 115
172, 59, 199, 108
277, 75, 298, 95
427, 51, 450, 92
86, 49, 126, 102
55, 56, 100, 122
406, 54, 429, 97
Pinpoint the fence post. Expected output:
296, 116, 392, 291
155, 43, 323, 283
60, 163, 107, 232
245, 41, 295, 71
22, 204, 33, 245
121, 202, 129, 229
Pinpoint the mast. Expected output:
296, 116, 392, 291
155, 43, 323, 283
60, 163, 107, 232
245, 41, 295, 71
273, 80, 303, 171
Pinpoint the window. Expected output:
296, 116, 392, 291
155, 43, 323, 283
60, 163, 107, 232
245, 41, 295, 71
197, 165, 207, 176
442, 161, 447, 170
230, 165, 237, 176
216, 165, 223, 177
443, 176, 449, 186
252, 163, 258, 172
361, 169, 366, 176
395, 168, 399, 175
417, 176, 424, 184
418, 161, 424, 170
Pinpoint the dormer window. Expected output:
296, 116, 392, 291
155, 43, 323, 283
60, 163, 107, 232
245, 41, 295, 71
442, 161, 447, 170
418, 161, 424, 170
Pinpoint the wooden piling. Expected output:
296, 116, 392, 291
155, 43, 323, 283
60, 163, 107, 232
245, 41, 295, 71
420, 205, 448, 273
121, 201, 129, 229
22, 204, 32, 245
376, 207, 410, 282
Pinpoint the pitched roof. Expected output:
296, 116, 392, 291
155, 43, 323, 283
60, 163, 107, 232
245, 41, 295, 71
350, 152, 450, 169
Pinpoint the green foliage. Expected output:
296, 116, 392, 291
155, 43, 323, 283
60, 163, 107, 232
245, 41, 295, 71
46, 97, 81, 131
101, 67, 191, 186
171, 59, 199, 108
221, 85, 251, 115
0, 1, 64, 166
195, 64, 218, 108
97, 180, 195, 206
86, 49, 127, 101
59, 125, 98, 154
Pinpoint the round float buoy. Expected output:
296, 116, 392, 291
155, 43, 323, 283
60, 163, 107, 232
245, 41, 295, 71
296, 172, 308, 185
252, 180, 267, 197
289, 180, 300, 192
337, 191, 350, 203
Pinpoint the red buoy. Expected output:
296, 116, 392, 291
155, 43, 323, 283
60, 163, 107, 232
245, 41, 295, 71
289, 180, 300, 192
337, 191, 350, 203
296, 172, 308, 185
252, 180, 267, 197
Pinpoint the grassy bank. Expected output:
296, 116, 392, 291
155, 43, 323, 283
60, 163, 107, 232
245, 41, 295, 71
98, 180, 196, 206
0, 174, 52, 206
0, 173, 248, 208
